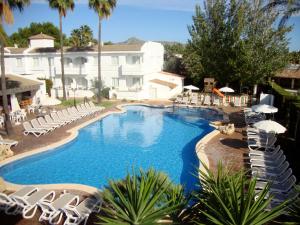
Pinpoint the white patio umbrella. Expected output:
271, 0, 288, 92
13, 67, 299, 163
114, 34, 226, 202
251, 104, 278, 114
219, 87, 234, 105
219, 87, 235, 93
253, 120, 286, 148
253, 120, 286, 134
183, 85, 199, 91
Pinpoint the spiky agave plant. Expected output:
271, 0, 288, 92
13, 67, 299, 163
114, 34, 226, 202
192, 162, 287, 225
164, 183, 190, 224
97, 168, 180, 225
282, 184, 300, 224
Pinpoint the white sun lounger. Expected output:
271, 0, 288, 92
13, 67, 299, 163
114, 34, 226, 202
0, 135, 18, 147
249, 145, 281, 156
212, 96, 220, 106
14, 189, 56, 219
51, 112, 72, 124
174, 96, 183, 104
39, 192, 79, 224
249, 150, 283, 162
45, 114, 65, 127
190, 96, 198, 105
1, 186, 39, 214
75, 105, 88, 115
255, 175, 297, 193
203, 95, 211, 105
81, 104, 96, 114
271, 187, 299, 203
63, 197, 102, 225
84, 103, 98, 113
62, 109, 81, 121
250, 155, 286, 169
57, 111, 76, 123
69, 107, 88, 117
181, 97, 189, 105
23, 122, 47, 137
254, 168, 293, 185
37, 117, 60, 130
31, 119, 54, 133
251, 161, 290, 177
66, 108, 84, 118
248, 137, 277, 151
88, 101, 103, 112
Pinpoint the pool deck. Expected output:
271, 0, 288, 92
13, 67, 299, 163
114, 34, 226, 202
0, 100, 249, 225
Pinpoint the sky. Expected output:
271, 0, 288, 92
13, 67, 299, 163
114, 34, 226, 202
4, 0, 300, 51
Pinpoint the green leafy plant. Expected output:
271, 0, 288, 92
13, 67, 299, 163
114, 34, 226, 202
192, 162, 286, 225
97, 168, 180, 225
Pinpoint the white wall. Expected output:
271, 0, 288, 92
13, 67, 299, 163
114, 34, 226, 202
30, 39, 54, 48
3, 41, 171, 99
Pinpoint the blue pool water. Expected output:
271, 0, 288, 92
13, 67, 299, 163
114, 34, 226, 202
0, 106, 220, 191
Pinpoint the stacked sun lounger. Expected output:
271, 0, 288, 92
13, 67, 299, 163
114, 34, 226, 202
23, 102, 104, 137
0, 186, 102, 225
244, 108, 299, 209
244, 108, 266, 126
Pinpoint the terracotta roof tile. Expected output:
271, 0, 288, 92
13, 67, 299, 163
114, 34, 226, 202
29, 33, 55, 40
6, 47, 28, 54
27, 44, 143, 53
150, 79, 177, 89
275, 68, 300, 79
159, 71, 185, 79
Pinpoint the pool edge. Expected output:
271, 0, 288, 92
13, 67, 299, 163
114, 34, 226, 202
1, 103, 222, 194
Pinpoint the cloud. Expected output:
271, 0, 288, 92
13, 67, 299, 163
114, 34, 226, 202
32, 0, 204, 12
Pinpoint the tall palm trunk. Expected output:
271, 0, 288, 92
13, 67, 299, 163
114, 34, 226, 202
0, 36, 13, 135
59, 12, 66, 100
97, 16, 102, 104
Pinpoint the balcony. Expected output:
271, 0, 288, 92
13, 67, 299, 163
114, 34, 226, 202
121, 64, 143, 76
55, 65, 88, 75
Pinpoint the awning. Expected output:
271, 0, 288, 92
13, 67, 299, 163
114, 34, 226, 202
150, 79, 177, 89
0, 74, 42, 96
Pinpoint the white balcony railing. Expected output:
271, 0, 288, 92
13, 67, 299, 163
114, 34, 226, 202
55, 66, 88, 75
121, 64, 143, 76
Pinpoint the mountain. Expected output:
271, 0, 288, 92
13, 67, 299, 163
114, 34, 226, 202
118, 37, 145, 45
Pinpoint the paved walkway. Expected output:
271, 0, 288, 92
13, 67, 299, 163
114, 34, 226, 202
203, 106, 248, 173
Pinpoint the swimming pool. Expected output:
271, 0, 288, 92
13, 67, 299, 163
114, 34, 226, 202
0, 105, 221, 192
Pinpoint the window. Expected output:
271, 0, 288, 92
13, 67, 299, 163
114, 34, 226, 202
126, 77, 141, 88
16, 58, 23, 67
32, 57, 40, 67
126, 55, 140, 65
112, 78, 119, 87
132, 77, 141, 86
111, 56, 119, 65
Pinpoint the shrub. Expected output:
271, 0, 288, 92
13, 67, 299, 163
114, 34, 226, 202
191, 162, 286, 225
38, 78, 53, 96
97, 168, 181, 224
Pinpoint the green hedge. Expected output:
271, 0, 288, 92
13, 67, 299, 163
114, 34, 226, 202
270, 81, 295, 99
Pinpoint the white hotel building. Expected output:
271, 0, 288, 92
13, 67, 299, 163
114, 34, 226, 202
3, 33, 184, 101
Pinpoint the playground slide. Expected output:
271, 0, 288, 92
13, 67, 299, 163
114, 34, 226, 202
212, 88, 225, 98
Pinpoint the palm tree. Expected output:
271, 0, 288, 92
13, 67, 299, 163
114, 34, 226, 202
88, 0, 116, 103
80, 25, 93, 47
48, 0, 74, 100
264, 0, 300, 27
0, 0, 30, 135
